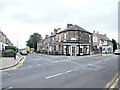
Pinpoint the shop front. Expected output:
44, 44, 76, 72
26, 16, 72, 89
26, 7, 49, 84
62, 43, 90, 56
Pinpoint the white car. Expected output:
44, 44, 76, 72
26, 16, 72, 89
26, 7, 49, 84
114, 49, 120, 55
20, 50, 28, 55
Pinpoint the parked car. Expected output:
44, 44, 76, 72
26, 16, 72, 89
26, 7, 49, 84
19, 50, 28, 55
114, 49, 120, 55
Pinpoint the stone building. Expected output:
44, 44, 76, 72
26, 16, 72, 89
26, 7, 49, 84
93, 31, 113, 53
37, 24, 93, 56
0, 30, 13, 55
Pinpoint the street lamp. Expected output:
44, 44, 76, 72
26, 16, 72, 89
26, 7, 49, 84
99, 44, 102, 55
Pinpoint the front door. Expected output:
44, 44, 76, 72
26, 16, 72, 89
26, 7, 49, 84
72, 47, 75, 56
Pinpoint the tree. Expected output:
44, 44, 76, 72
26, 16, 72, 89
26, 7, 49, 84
112, 39, 117, 52
26, 33, 42, 51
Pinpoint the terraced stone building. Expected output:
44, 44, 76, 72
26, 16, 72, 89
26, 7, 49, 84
37, 24, 93, 56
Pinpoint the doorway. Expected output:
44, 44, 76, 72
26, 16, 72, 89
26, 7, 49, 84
72, 46, 75, 56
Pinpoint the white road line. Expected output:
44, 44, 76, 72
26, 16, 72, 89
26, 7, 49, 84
66, 70, 73, 73
65, 69, 77, 73
95, 57, 101, 58
45, 58, 52, 62
52, 61, 56, 63
59, 60, 63, 62
68, 61, 83, 66
46, 73, 63, 79
104, 58, 111, 61
28, 66, 32, 68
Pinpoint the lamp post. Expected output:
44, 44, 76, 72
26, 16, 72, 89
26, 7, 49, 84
99, 44, 102, 55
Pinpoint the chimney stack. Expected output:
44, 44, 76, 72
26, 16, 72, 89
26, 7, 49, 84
54, 28, 58, 34
97, 31, 99, 34
45, 35, 49, 39
67, 24, 73, 28
51, 32, 53, 35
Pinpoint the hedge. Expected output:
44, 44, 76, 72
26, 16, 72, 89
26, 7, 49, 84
2, 49, 15, 57
5, 46, 18, 52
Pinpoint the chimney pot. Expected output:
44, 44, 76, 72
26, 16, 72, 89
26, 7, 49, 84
97, 31, 99, 34
67, 24, 73, 28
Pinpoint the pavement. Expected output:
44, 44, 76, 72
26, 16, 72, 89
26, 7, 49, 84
0, 54, 25, 70
2, 53, 118, 89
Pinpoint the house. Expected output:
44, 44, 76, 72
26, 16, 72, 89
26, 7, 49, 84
0, 30, 13, 55
93, 31, 113, 54
37, 24, 93, 56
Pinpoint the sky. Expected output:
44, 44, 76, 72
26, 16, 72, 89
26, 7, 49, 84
0, 0, 119, 49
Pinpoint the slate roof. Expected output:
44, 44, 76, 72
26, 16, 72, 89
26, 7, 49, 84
61, 25, 92, 34
47, 24, 92, 38
97, 34, 110, 41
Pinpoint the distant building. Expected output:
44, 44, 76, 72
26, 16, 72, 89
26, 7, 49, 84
0, 30, 13, 55
37, 24, 93, 56
93, 31, 113, 53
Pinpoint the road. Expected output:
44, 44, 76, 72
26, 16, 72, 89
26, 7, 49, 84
2, 53, 118, 88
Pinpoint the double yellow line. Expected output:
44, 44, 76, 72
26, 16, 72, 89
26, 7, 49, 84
15, 56, 26, 68
2, 56, 26, 71
105, 73, 119, 90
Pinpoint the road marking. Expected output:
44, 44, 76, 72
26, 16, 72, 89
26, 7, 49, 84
65, 69, 77, 73
68, 61, 84, 67
95, 57, 101, 58
59, 60, 63, 62
3, 86, 13, 90
62, 60, 66, 61
46, 73, 63, 79
105, 73, 119, 89
104, 58, 111, 61
44, 58, 52, 62
28, 66, 32, 68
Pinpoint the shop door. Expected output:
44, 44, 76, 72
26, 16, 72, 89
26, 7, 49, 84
72, 47, 75, 56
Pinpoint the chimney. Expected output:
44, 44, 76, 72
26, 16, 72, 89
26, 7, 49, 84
57, 28, 61, 31
54, 28, 58, 34
104, 34, 106, 36
67, 24, 73, 28
97, 31, 99, 34
45, 35, 49, 39
51, 32, 53, 35
93, 30, 95, 33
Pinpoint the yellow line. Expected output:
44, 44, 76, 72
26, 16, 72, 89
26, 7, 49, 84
2, 56, 26, 71
15, 56, 26, 68
105, 73, 119, 89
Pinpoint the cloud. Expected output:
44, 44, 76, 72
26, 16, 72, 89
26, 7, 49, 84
0, 0, 119, 48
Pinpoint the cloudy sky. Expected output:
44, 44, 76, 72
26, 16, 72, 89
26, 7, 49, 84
0, 0, 119, 49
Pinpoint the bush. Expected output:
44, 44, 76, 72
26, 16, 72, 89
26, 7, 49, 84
2, 49, 15, 57
5, 46, 18, 52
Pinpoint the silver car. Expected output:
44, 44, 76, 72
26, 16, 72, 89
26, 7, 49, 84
20, 50, 28, 55
114, 49, 120, 55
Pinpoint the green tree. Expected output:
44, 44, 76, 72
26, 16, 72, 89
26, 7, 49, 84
112, 39, 117, 52
26, 33, 42, 51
